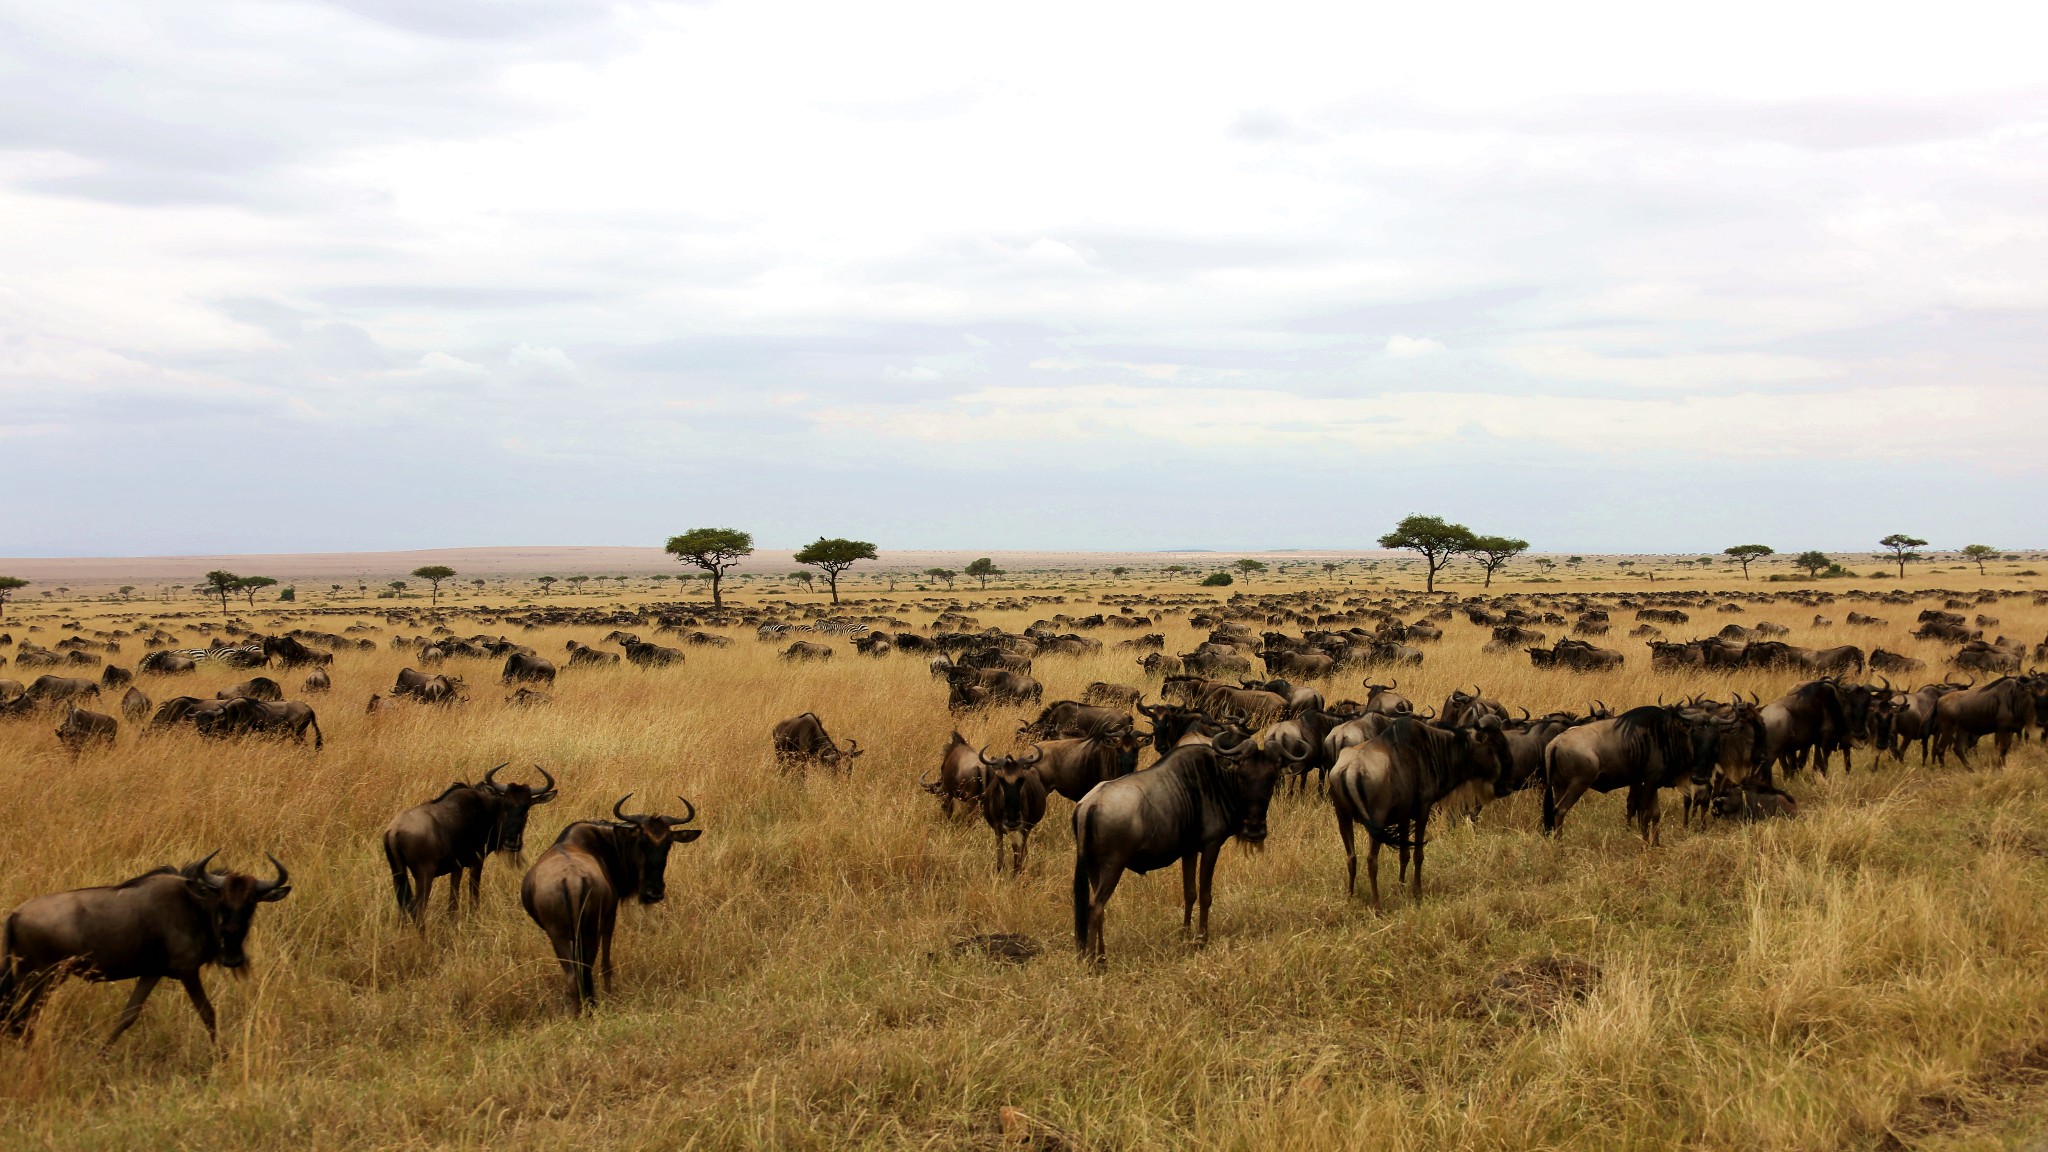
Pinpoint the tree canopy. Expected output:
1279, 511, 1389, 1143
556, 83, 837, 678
1723, 544, 1774, 580
1961, 544, 1996, 575
794, 538, 877, 604
665, 528, 754, 608
1377, 515, 1478, 593
1793, 550, 1831, 578
0, 576, 25, 623
203, 569, 241, 615
1878, 534, 1928, 578
411, 565, 457, 605
964, 557, 1002, 589
1468, 535, 1529, 588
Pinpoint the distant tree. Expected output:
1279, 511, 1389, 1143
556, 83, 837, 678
1321, 562, 1338, 576
965, 557, 1002, 590
232, 576, 278, 607
278, 586, 296, 602
0, 576, 25, 623
202, 570, 241, 616
924, 567, 956, 590
566, 576, 590, 592
790, 571, 814, 590
117, 585, 135, 599
1111, 566, 1130, 578
1961, 544, 1996, 575
1468, 535, 1530, 588
1164, 564, 1187, 574
1724, 544, 1774, 580
664, 528, 753, 608
387, 580, 408, 595
1201, 571, 1234, 586
1535, 557, 1557, 571
1233, 559, 1267, 578
537, 576, 557, 596
794, 538, 877, 605
411, 565, 457, 605
1377, 514, 1478, 593
472, 579, 486, 591
1793, 550, 1831, 578
330, 584, 343, 594
1878, 534, 1928, 579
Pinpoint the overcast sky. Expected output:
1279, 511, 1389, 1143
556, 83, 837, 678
2, 1, 2043, 556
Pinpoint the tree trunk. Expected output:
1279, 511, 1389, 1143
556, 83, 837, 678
709, 571, 723, 608
826, 571, 840, 604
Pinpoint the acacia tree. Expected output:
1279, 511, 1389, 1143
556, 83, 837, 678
1793, 550, 1831, 578
1233, 558, 1267, 580
203, 570, 241, 616
1377, 514, 1477, 594
1724, 544, 1774, 580
965, 557, 1001, 590
0, 576, 24, 623
665, 528, 753, 608
1878, 534, 1928, 579
1468, 535, 1529, 588
794, 537, 877, 605
410, 565, 457, 605
536, 576, 557, 596
1961, 544, 1996, 575
924, 567, 956, 589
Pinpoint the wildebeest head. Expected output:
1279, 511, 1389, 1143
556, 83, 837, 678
1211, 728, 1298, 844
182, 851, 291, 970
480, 762, 559, 856
608, 794, 701, 904
978, 746, 1044, 832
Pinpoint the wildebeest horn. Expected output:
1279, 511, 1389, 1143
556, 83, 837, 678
918, 765, 940, 794
182, 849, 222, 881
1020, 745, 1044, 765
1212, 730, 1249, 756
1517, 706, 1531, 720
613, 793, 638, 822
531, 764, 557, 800
672, 795, 698, 826
977, 745, 995, 766
256, 853, 290, 897
482, 761, 511, 787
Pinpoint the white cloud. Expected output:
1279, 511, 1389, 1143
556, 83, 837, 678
1385, 335, 1446, 358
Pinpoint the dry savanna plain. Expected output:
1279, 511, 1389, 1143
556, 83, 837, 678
2, 562, 2048, 1151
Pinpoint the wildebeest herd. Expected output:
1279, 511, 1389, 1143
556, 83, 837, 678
0, 581, 2044, 1045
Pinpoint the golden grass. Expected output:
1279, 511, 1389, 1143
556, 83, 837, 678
0, 574, 2043, 1150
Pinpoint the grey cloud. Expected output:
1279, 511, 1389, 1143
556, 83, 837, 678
316, 286, 611, 310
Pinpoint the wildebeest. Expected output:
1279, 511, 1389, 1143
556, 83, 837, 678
1760, 680, 1851, 776
1933, 676, 2036, 767
260, 634, 331, 668
1527, 638, 1625, 672
502, 652, 557, 685
215, 676, 283, 702
1081, 681, 1145, 710
944, 664, 1042, 708
565, 641, 622, 668
521, 795, 700, 1008
1018, 700, 1131, 740
55, 705, 117, 755
302, 667, 331, 694
23, 676, 99, 709
782, 641, 834, 662
1439, 686, 1507, 727
394, 667, 464, 704
120, 685, 151, 723
1071, 731, 1284, 964
771, 712, 862, 771
979, 748, 1048, 875
1360, 681, 1414, 716
383, 764, 558, 925
1328, 717, 1512, 909
920, 731, 986, 817
136, 652, 194, 676
0, 852, 290, 1044
1023, 728, 1145, 802
1710, 787, 1798, 822
195, 696, 324, 748
1869, 648, 1925, 674
101, 664, 132, 689
1542, 706, 1713, 845
620, 638, 685, 667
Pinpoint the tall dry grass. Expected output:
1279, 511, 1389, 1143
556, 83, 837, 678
0, 574, 2043, 1150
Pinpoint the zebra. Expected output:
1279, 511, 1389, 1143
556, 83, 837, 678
173, 643, 267, 668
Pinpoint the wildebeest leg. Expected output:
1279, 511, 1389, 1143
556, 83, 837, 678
1410, 810, 1428, 902
994, 832, 1007, 876
1084, 865, 1125, 965
103, 975, 160, 1047
1015, 831, 1030, 874
1996, 731, 2014, 767
1336, 812, 1357, 898
1548, 777, 1594, 837
178, 974, 217, 1040
1194, 844, 1221, 945
447, 867, 464, 918
1396, 821, 1411, 883
598, 907, 617, 994
1366, 836, 1382, 913
468, 863, 483, 912
1180, 854, 1198, 937
414, 872, 437, 925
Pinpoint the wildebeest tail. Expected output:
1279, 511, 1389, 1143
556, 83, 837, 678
1334, 769, 1426, 850
383, 834, 414, 917
310, 711, 324, 750
1540, 743, 1559, 833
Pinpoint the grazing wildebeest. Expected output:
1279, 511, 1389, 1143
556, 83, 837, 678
260, 634, 330, 668
215, 676, 283, 702
1081, 682, 1145, 710
195, 696, 324, 748
919, 732, 985, 817
507, 687, 552, 707
1527, 639, 1625, 672
1071, 732, 1284, 964
23, 676, 99, 709
301, 667, 331, 694
0, 853, 289, 1044
771, 712, 862, 772
1933, 676, 2036, 767
394, 667, 464, 704
620, 638, 684, 668
566, 641, 622, 668
502, 652, 557, 685
101, 665, 132, 689
944, 664, 1042, 706
120, 685, 151, 723
521, 795, 700, 1009
1328, 717, 1512, 909
782, 641, 834, 662
1018, 700, 1131, 740
1542, 706, 1713, 845
55, 705, 117, 755
979, 748, 1048, 875
1869, 648, 1925, 675
1710, 787, 1798, 822
383, 764, 558, 925
0, 680, 19, 701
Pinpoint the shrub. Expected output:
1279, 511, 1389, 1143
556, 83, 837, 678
1200, 572, 1234, 587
